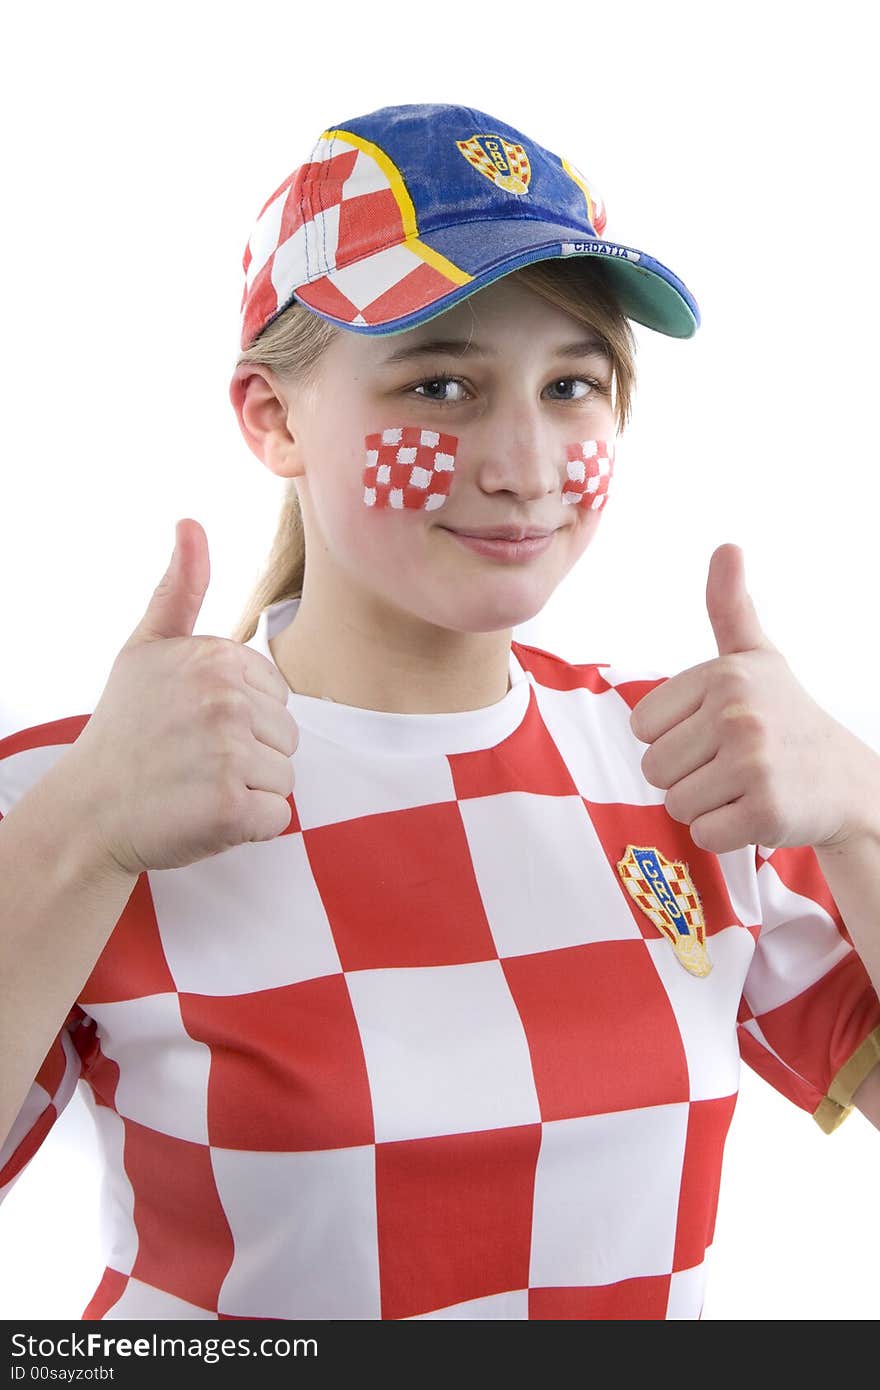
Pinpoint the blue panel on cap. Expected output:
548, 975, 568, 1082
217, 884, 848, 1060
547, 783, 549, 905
329, 103, 597, 239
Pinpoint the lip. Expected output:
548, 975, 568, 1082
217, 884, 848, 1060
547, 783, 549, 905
444, 528, 558, 562
447, 526, 556, 540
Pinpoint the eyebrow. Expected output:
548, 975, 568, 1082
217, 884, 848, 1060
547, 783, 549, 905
379, 335, 611, 365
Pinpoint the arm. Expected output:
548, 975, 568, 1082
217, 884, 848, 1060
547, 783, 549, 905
0, 748, 139, 1153
815, 819, 880, 1130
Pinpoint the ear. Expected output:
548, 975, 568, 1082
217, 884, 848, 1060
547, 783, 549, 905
228, 364, 304, 478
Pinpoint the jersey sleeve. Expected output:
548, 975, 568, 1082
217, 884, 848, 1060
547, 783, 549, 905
738, 841, 880, 1133
0, 1006, 99, 1203
0, 714, 95, 1203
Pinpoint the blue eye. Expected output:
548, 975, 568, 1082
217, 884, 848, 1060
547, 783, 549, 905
409, 374, 605, 404
412, 375, 467, 403
546, 378, 597, 400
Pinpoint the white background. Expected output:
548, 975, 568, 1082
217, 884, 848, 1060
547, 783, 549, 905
1, 0, 878, 1321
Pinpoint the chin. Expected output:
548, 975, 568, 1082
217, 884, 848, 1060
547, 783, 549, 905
431, 589, 552, 634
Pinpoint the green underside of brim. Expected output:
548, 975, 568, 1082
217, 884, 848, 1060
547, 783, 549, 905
593, 257, 699, 339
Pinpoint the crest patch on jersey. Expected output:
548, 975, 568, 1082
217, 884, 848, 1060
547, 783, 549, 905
616, 844, 712, 977
456, 135, 531, 195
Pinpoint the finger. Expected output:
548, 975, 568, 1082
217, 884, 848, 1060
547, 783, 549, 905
243, 736, 296, 799
241, 647, 295, 706
642, 709, 719, 789
247, 685, 300, 759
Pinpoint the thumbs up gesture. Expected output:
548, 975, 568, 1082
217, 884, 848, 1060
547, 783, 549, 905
629, 544, 878, 854
67, 520, 299, 875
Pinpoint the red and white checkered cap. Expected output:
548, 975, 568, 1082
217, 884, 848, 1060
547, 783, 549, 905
238, 103, 700, 349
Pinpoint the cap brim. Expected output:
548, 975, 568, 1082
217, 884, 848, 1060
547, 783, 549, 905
292, 216, 700, 340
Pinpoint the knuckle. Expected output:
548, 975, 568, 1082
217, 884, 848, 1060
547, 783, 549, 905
718, 701, 762, 737
191, 632, 226, 661
719, 652, 749, 683
192, 634, 240, 678
202, 686, 248, 729
215, 637, 246, 679
714, 656, 751, 701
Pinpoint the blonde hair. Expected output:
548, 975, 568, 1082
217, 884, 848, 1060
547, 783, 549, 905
228, 258, 637, 645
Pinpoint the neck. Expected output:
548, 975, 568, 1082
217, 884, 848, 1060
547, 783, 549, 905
268, 589, 514, 715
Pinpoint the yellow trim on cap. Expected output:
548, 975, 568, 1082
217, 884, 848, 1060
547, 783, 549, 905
322, 127, 419, 237
561, 156, 597, 226
406, 239, 472, 285
812, 1024, 880, 1134
321, 127, 472, 288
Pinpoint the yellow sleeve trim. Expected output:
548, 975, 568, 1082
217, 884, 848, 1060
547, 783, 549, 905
813, 1025, 880, 1134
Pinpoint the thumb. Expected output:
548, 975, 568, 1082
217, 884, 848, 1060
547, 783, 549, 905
129, 519, 211, 644
706, 542, 775, 656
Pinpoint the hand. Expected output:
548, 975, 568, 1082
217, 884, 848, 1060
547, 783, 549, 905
66, 519, 299, 875
628, 543, 872, 855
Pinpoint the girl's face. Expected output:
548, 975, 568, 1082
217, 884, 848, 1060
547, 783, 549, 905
285, 275, 618, 634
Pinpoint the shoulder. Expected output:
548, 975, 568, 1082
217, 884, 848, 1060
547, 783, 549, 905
511, 637, 669, 712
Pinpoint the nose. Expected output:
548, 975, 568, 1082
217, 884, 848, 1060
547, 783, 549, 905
470, 401, 561, 502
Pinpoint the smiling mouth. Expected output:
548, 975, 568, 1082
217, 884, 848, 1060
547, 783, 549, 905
445, 526, 557, 541
443, 529, 559, 562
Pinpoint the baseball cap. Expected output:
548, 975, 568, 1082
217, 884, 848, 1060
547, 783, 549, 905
239, 102, 700, 350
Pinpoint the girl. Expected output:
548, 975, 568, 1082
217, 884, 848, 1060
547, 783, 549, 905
1, 102, 878, 1322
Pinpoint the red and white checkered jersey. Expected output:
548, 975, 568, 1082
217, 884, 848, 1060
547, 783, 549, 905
2, 597, 879, 1321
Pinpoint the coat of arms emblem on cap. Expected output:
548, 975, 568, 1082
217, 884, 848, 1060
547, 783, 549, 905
616, 845, 712, 977
456, 135, 531, 195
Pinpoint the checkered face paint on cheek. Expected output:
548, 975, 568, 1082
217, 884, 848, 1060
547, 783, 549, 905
562, 439, 615, 510
363, 428, 458, 510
